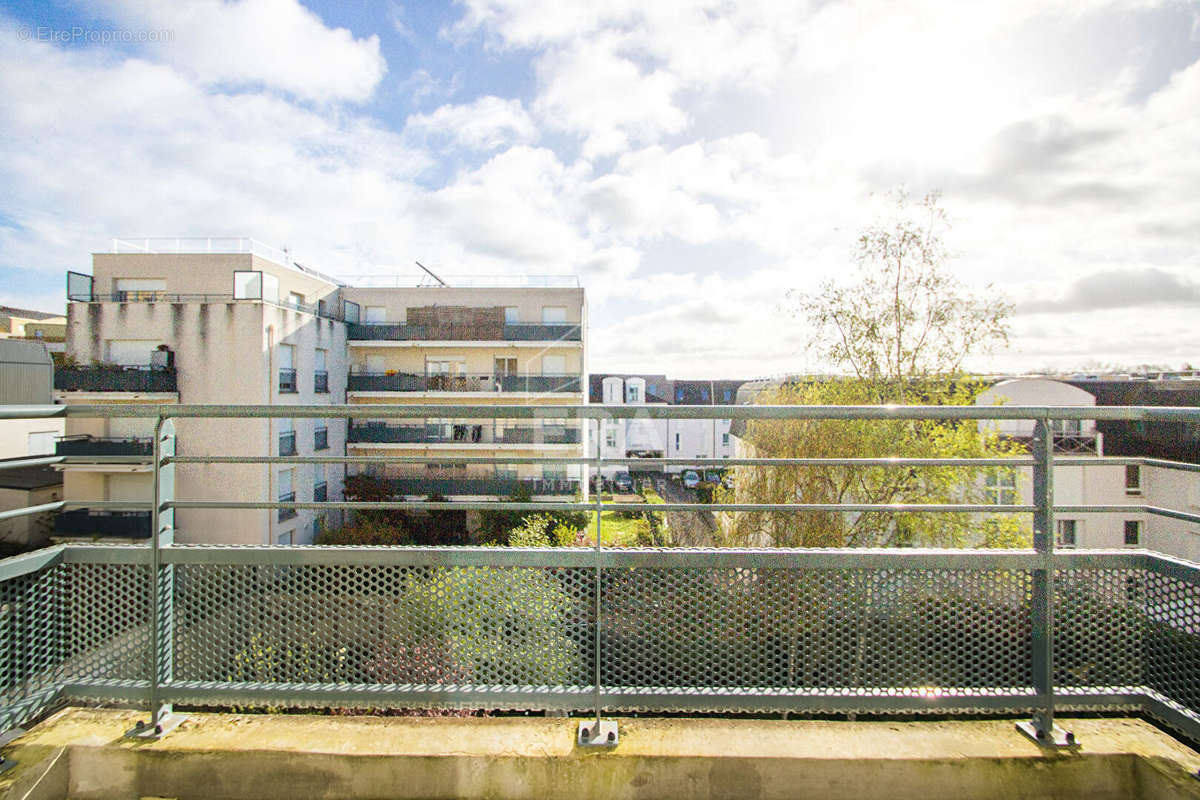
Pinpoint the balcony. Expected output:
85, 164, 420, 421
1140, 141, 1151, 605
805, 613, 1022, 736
278, 492, 297, 522
347, 373, 581, 393
54, 365, 177, 393
314, 370, 329, 394
53, 508, 151, 539
54, 435, 153, 457
347, 424, 580, 445
346, 322, 582, 342
279, 368, 298, 393
385, 477, 579, 496
279, 432, 297, 456
313, 482, 328, 502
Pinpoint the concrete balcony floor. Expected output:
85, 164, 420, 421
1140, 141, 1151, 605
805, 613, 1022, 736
2, 709, 1199, 800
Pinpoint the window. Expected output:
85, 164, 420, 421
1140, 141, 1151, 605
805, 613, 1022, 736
278, 344, 297, 393
627, 385, 640, 402
542, 355, 566, 375
676, 388, 685, 402
287, 291, 305, 309
504, 307, 519, 323
365, 306, 386, 323
543, 465, 568, 480
1052, 419, 1082, 436
114, 278, 166, 301
985, 468, 1017, 505
647, 382, 657, 397
542, 306, 566, 324
278, 468, 296, 522
1123, 520, 1141, 546
313, 464, 327, 502
279, 418, 296, 456
314, 349, 329, 393
723, 389, 733, 402
1056, 519, 1078, 548
700, 388, 709, 402
722, 433, 730, 446
1125, 465, 1141, 495
314, 421, 329, 451
675, 432, 681, 451
494, 357, 517, 377
604, 428, 618, 448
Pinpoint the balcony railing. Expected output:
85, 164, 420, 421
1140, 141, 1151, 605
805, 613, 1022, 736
54, 435, 153, 457
277, 492, 297, 521
54, 365, 177, 393
52, 508, 150, 539
278, 368, 297, 394
279, 432, 297, 456
346, 424, 580, 444
385, 477, 579, 496
1, 402, 1199, 750
347, 373, 582, 393
346, 322, 582, 342
314, 370, 329, 394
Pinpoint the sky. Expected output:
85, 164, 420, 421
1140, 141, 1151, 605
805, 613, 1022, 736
0, 0, 1198, 378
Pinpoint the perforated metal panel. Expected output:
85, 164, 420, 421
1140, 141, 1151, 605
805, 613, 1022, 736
0, 564, 63, 730
170, 562, 595, 709
0, 547, 1196, 737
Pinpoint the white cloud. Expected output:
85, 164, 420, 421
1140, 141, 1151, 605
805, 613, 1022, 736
98, 0, 387, 103
405, 96, 537, 151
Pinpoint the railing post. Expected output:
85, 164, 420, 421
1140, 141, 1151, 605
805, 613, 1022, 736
579, 417, 617, 747
1017, 419, 1075, 747
127, 418, 184, 739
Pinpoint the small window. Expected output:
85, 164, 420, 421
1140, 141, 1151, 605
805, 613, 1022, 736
722, 433, 730, 446
288, 291, 305, 309
604, 429, 618, 448
723, 389, 733, 403
504, 307, 519, 323
1125, 465, 1141, 494
1056, 519, 1077, 548
541, 306, 566, 324
675, 432, 681, 450
1123, 520, 1141, 546
627, 385, 640, 402
985, 468, 1017, 505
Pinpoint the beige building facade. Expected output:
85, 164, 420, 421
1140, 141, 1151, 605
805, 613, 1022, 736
56, 241, 587, 544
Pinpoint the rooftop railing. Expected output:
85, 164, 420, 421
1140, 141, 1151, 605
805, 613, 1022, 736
54, 365, 177, 393
346, 322, 582, 342
0, 402, 1197, 749
347, 373, 582, 393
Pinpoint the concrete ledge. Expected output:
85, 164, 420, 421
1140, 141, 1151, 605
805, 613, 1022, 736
2, 709, 1199, 800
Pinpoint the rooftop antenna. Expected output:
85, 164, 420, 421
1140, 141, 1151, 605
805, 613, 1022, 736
415, 260, 448, 287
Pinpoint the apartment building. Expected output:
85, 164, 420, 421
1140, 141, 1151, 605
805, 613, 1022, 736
587, 374, 745, 476
976, 376, 1200, 561
0, 305, 67, 356
342, 280, 587, 500
54, 239, 587, 544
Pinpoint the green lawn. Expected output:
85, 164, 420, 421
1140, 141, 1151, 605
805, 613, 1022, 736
582, 490, 668, 546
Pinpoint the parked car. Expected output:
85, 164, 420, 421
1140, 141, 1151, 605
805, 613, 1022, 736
682, 470, 701, 489
612, 471, 634, 493
704, 470, 721, 483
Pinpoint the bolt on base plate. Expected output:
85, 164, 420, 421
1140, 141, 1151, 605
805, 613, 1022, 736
125, 713, 186, 740
1015, 720, 1076, 748
577, 720, 619, 747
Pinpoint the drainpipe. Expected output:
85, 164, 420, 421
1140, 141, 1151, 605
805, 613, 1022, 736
265, 324, 275, 545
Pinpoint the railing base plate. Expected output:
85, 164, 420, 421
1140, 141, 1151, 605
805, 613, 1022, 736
578, 720, 618, 748
125, 713, 186, 740
1015, 720, 1076, 748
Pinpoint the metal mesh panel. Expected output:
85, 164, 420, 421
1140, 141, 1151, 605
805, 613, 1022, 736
1054, 568, 1144, 689
600, 566, 1034, 711
0, 564, 63, 730
171, 562, 595, 709
1143, 567, 1200, 719
59, 563, 152, 687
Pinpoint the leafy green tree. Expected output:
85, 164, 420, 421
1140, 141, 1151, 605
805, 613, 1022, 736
730, 189, 1026, 548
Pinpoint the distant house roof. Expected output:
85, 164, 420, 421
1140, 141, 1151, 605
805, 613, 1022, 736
0, 305, 63, 321
0, 463, 62, 491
